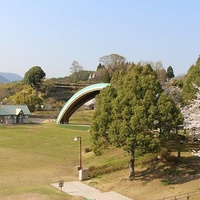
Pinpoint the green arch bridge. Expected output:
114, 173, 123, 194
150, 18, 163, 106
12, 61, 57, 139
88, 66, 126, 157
56, 83, 110, 124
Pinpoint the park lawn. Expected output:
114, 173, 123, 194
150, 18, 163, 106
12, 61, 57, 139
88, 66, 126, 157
69, 109, 95, 125
0, 121, 200, 200
0, 123, 90, 200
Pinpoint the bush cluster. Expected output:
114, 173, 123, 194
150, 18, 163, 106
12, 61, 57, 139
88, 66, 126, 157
88, 164, 127, 177
84, 147, 92, 153
163, 168, 181, 176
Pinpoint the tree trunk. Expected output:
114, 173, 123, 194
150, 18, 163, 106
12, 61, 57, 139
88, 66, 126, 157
129, 154, 135, 180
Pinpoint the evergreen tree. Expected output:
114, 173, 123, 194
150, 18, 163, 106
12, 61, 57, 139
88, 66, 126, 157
96, 63, 105, 71
166, 66, 175, 80
23, 66, 46, 88
103, 69, 111, 83
181, 56, 200, 104
90, 64, 183, 179
157, 93, 183, 136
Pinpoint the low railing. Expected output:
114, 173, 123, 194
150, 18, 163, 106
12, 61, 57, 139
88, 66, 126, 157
158, 191, 200, 200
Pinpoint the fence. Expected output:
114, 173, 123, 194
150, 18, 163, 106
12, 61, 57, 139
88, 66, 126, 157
158, 191, 200, 200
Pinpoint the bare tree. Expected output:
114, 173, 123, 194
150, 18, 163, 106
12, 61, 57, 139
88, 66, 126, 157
139, 60, 166, 84
69, 61, 83, 83
99, 54, 126, 75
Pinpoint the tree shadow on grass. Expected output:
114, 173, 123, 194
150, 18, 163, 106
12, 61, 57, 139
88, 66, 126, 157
135, 155, 200, 185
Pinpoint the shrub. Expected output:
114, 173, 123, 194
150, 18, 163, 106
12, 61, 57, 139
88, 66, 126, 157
88, 164, 127, 177
163, 168, 180, 176
161, 179, 175, 186
84, 147, 92, 153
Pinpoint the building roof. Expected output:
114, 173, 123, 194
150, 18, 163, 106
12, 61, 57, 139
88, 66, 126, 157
0, 105, 31, 115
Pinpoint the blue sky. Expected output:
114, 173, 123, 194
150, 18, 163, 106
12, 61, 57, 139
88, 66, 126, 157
0, 0, 200, 78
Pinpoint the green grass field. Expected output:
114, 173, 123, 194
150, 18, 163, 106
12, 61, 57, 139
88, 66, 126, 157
0, 119, 200, 200
0, 123, 91, 200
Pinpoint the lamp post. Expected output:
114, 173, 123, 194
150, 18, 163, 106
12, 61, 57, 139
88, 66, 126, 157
74, 136, 82, 170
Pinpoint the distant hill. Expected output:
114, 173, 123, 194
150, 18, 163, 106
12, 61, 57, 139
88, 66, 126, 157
0, 72, 23, 83
0, 75, 9, 83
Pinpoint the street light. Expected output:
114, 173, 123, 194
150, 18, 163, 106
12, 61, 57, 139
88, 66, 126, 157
74, 136, 82, 170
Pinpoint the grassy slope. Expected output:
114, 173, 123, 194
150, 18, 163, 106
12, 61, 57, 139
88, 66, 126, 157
0, 111, 200, 200
70, 111, 200, 199
85, 154, 200, 200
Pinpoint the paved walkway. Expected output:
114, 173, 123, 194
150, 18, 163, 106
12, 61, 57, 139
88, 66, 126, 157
51, 181, 132, 200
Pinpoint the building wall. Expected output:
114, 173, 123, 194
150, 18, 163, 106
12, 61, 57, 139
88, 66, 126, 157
1, 115, 29, 124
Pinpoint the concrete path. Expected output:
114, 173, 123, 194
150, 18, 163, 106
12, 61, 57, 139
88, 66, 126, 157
51, 181, 132, 200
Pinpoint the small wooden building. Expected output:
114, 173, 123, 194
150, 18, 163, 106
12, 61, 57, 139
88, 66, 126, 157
0, 105, 31, 124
